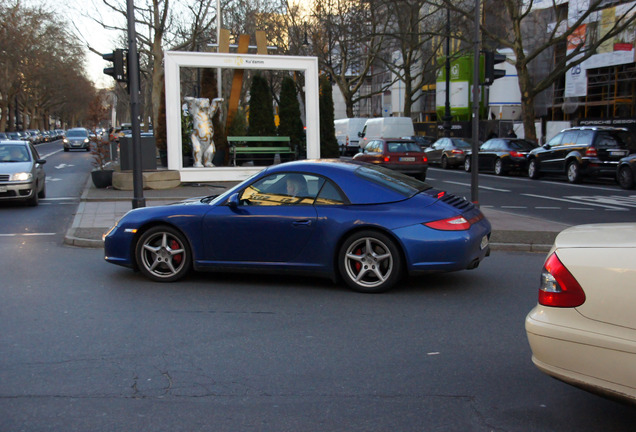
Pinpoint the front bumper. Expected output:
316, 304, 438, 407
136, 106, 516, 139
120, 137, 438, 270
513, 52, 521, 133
0, 181, 36, 201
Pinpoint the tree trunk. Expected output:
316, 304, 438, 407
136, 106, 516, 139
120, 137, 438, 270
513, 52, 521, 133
516, 61, 538, 142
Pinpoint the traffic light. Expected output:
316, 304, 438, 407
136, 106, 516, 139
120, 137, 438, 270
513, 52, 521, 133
484, 50, 506, 85
102, 49, 126, 82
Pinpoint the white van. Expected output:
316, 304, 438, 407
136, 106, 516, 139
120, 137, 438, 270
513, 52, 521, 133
334, 118, 367, 156
358, 117, 415, 150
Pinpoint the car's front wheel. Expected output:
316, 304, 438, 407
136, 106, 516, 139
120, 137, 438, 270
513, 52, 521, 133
528, 159, 539, 179
567, 160, 581, 183
494, 158, 504, 176
135, 225, 192, 282
338, 230, 402, 293
617, 165, 635, 189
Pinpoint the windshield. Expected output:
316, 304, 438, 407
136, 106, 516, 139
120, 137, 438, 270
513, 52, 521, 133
67, 129, 88, 138
354, 164, 430, 197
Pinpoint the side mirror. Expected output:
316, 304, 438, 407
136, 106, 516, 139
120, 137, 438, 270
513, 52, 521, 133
37, 159, 46, 165
358, 131, 364, 138
543, 144, 551, 149
227, 192, 240, 208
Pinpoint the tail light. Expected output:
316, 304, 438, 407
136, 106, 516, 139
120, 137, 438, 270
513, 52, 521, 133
383, 155, 391, 162
538, 252, 586, 307
509, 151, 524, 158
422, 155, 428, 162
424, 213, 483, 231
585, 146, 597, 157
451, 149, 464, 155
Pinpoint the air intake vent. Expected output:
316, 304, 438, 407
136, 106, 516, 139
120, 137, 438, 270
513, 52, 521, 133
438, 192, 473, 211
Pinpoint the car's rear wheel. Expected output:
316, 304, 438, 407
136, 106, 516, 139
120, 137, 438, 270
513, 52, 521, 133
338, 230, 402, 293
135, 225, 191, 282
464, 157, 471, 172
441, 155, 449, 169
617, 165, 635, 189
567, 160, 581, 183
528, 159, 539, 179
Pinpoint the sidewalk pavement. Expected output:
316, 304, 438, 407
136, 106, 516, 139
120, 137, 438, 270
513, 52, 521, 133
64, 177, 571, 252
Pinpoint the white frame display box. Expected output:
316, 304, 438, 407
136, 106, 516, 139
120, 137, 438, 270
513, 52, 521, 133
164, 51, 321, 182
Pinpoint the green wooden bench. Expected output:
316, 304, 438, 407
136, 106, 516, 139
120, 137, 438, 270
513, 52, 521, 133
227, 136, 294, 166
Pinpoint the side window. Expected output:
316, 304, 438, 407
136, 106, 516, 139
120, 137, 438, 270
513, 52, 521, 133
238, 173, 321, 206
315, 180, 347, 205
547, 132, 564, 146
560, 130, 579, 146
576, 130, 593, 146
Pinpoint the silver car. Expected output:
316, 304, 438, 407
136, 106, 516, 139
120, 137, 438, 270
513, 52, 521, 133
63, 127, 90, 151
0, 141, 47, 206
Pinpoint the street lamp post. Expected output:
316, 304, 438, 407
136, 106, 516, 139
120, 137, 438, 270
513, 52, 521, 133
443, 7, 452, 138
127, 0, 145, 208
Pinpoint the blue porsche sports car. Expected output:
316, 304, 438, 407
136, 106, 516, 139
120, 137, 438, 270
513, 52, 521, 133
103, 159, 491, 293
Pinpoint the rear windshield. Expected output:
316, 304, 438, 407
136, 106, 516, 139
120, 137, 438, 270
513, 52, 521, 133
354, 164, 431, 197
509, 139, 538, 151
386, 141, 422, 153
597, 130, 632, 149
452, 139, 472, 149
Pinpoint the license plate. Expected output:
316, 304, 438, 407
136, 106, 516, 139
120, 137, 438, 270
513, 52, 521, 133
400, 157, 415, 162
480, 235, 489, 250
610, 150, 627, 156
0, 186, 7, 193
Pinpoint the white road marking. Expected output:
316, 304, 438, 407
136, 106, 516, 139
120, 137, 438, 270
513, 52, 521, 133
523, 193, 626, 210
0, 233, 56, 237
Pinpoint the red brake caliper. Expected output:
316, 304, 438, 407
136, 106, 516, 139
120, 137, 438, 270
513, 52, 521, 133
354, 248, 362, 273
170, 240, 183, 265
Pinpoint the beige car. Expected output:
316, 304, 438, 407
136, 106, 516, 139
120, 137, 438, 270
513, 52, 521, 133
526, 223, 636, 404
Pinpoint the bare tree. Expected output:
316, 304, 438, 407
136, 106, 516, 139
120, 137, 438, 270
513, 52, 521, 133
442, 0, 636, 141
377, 0, 445, 117
87, 0, 217, 129
307, 0, 391, 118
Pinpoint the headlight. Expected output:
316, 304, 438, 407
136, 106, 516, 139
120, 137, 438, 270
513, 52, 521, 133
84, 138, 89, 143
10, 172, 32, 181
63, 138, 68, 143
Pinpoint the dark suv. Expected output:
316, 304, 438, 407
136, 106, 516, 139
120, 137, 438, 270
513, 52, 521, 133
527, 126, 632, 183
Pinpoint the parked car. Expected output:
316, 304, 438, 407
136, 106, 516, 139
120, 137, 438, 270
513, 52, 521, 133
0, 140, 47, 206
0, 132, 7, 140
527, 126, 631, 183
104, 160, 491, 293
426, 137, 472, 169
6, 131, 29, 142
402, 135, 436, 150
525, 222, 636, 404
617, 154, 636, 189
465, 138, 538, 175
63, 127, 90, 151
353, 138, 428, 180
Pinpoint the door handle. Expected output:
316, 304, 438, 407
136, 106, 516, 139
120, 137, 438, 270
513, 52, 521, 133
292, 219, 312, 226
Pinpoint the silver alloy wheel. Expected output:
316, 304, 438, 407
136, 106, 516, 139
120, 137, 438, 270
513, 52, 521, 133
494, 159, 503, 175
567, 161, 581, 183
343, 236, 394, 290
464, 157, 471, 172
138, 228, 189, 281
528, 160, 538, 179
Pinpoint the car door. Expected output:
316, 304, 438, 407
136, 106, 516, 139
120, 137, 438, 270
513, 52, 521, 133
426, 139, 445, 164
477, 141, 494, 171
537, 131, 565, 172
202, 173, 319, 263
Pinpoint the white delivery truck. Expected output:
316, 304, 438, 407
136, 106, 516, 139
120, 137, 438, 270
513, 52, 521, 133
358, 117, 415, 150
334, 118, 368, 156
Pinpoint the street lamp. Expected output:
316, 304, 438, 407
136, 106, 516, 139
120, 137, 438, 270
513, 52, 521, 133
443, 7, 452, 138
